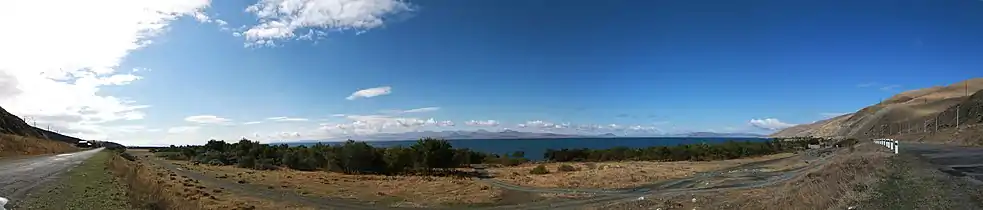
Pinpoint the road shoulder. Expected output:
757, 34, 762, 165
14, 151, 130, 210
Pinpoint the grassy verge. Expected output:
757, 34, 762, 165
18, 151, 130, 210
0, 134, 77, 157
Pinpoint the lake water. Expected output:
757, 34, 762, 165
289, 137, 770, 161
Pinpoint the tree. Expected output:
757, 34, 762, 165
410, 138, 455, 172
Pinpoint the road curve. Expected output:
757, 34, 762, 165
0, 148, 104, 207
901, 142, 983, 185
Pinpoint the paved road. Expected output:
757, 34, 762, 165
0, 148, 104, 207
901, 143, 983, 185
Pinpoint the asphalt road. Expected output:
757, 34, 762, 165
0, 148, 104, 208
901, 143, 983, 185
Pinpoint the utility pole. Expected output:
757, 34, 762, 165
935, 114, 939, 133
956, 105, 960, 128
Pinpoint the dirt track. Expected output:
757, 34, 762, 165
475, 148, 837, 209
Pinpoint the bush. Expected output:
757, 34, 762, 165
155, 152, 188, 160
254, 158, 278, 170
237, 156, 256, 168
530, 164, 550, 175
557, 164, 577, 172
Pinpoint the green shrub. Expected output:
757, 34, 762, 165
557, 164, 577, 172
530, 164, 549, 175
237, 156, 256, 168
154, 152, 188, 160
254, 158, 278, 170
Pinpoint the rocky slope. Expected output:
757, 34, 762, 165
771, 78, 983, 139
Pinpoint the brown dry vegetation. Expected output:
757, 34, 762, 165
699, 143, 890, 210
490, 153, 795, 189
171, 161, 503, 207
592, 143, 890, 210
108, 152, 306, 210
0, 134, 77, 157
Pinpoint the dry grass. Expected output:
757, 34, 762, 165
171, 161, 502, 207
109, 152, 305, 210
489, 153, 795, 189
709, 143, 892, 210
0, 134, 77, 157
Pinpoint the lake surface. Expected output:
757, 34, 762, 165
289, 137, 770, 161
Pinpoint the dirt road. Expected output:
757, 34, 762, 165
0, 148, 104, 207
476, 148, 838, 210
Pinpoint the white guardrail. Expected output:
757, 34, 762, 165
874, 139, 899, 154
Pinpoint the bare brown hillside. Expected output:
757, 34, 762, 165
771, 78, 983, 142
0, 106, 78, 156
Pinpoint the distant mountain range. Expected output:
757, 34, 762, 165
314, 129, 766, 141
682, 132, 767, 138
319, 129, 585, 141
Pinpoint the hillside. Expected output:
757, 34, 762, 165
0, 106, 80, 156
0, 106, 48, 139
771, 78, 983, 141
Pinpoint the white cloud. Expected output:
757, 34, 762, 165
242, 0, 414, 46
0, 0, 211, 140
381, 106, 441, 114
267, 116, 310, 122
748, 118, 796, 130
857, 82, 877, 88
243, 121, 262, 125
185, 115, 231, 124
331, 114, 347, 117
465, 120, 499, 127
401, 107, 440, 113
346, 86, 392, 100
880, 85, 901, 91
168, 126, 200, 134
317, 115, 453, 136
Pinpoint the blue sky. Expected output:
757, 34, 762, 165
3, 0, 983, 145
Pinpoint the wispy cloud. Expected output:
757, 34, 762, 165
857, 82, 878, 88
880, 84, 901, 91
346, 86, 392, 100
243, 121, 262, 125
381, 106, 441, 114
184, 115, 231, 124
267, 116, 309, 122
